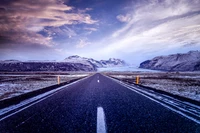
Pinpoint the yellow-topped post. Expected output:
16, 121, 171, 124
136, 75, 139, 84
57, 76, 60, 85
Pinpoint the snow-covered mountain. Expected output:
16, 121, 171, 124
0, 62, 96, 72
139, 51, 200, 71
63, 55, 101, 68
63, 55, 127, 68
0, 56, 126, 72
100, 58, 126, 67
0, 59, 96, 72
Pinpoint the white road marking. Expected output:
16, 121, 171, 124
97, 80, 100, 83
97, 107, 106, 133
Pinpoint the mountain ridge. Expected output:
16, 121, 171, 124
63, 55, 127, 68
139, 51, 200, 71
0, 56, 127, 72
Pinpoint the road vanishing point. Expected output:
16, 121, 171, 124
0, 73, 200, 133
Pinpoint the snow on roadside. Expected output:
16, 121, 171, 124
0, 74, 88, 101
109, 72, 200, 102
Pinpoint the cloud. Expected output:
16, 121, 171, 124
78, 8, 93, 13
84, 28, 98, 31
42, 26, 77, 39
76, 39, 91, 48
116, 14, 131, 22
0, 0, 97, 49
105, 0, 200, 62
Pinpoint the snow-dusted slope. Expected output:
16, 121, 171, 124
63, 55, 126, 68
100, 58, 126, 67
0, 61, 96, 72
64, 55, 94, 67
139, 51, 200, 71
0, 56, 127, 72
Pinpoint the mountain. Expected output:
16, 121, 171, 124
63, 55, 102, 68
63, 55, 127, 68
0, 56, 126, 72
0, 61, 96, 72
100, 58, 126, 67
139, 51, 200, 71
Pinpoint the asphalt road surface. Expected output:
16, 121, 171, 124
0, 73, 199, 133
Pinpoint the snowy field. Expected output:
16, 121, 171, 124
0, 72, 89, 101
1, 70, 200, 102
106, 71, 200, 102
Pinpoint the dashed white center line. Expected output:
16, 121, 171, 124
97, 107, 106, 133
97, 80, 100, 83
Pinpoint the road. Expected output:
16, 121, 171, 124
0, 73, 199, 133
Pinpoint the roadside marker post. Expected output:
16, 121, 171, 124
57, 76, 60, 85
136, 75, 140, 84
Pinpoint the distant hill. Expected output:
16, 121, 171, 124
0, 56, 127, 72
0, 61, 96, 72
139, 51, 200, 71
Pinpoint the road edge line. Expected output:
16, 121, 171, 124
106, 75, 200, 125
0, 75, 91, 121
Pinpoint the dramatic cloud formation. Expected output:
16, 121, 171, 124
0, 0, 97, 50
98, 0, 200, 63
0, 0, 200, 64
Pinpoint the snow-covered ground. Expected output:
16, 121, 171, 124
0, 73, 89, 101
108, 72, 200, 101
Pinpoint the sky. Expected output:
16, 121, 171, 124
0, 0, 200, 65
